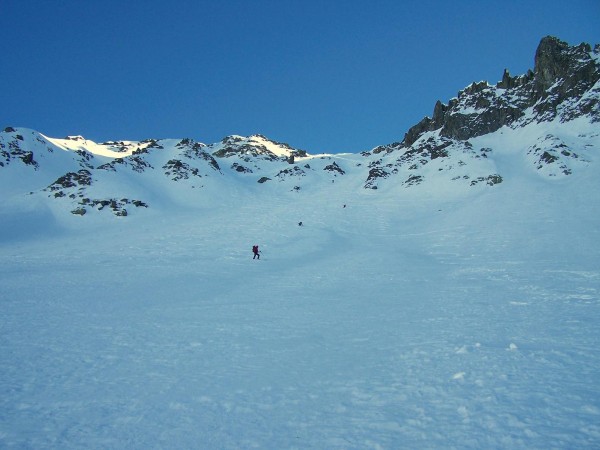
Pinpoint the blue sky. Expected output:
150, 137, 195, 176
2, 0, 599, 153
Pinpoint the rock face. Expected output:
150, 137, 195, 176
345, 36, 599, 190
210, 134, 307, 161
0, 36, 598, 217
401, 36, 600, 147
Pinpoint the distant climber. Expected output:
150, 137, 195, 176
298, 221, 303, 227
252, 245, 260, 260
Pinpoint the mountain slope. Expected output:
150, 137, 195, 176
1, 37, 600, 449
1, 37, 599, 224
1, 125, 599, 449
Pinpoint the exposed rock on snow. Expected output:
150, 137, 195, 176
0, 36, 598, 217
324, 161, 346, 175
1, 37, 600, 450
401, 36, 599, 146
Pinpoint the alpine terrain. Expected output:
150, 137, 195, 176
1, 36, 599, 448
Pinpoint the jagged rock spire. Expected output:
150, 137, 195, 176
401, 36, 599, 147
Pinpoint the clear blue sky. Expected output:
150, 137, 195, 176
2, 0, 599, 153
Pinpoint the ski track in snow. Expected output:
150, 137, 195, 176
1, 176, 600, 448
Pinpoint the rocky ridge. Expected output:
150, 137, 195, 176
362, 36, 599, 188
1, 36, 598, 217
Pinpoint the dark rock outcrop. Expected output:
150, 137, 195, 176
401, 36, 599, 147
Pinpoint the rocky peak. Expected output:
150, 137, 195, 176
210, 134, 307, 160
534, 37, 570, 90
400, 36, 599, 147
534, 36, 594, 94
532, 37, 599, 121
496, 69, 534, 90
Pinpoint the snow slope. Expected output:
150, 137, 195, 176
1, 125, 599, 448
1, 35, 599, 447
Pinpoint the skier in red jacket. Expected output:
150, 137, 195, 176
252, 245, 260, 260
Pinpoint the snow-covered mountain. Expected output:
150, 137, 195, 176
2, 37, 600, 449
1, 36, 598, 221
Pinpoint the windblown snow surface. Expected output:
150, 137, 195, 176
1, 125, 600, 449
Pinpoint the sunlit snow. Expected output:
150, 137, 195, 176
1, 120, 599, 448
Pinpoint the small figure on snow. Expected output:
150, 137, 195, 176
298, 221, 303, 227
252, 245, 260, 260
